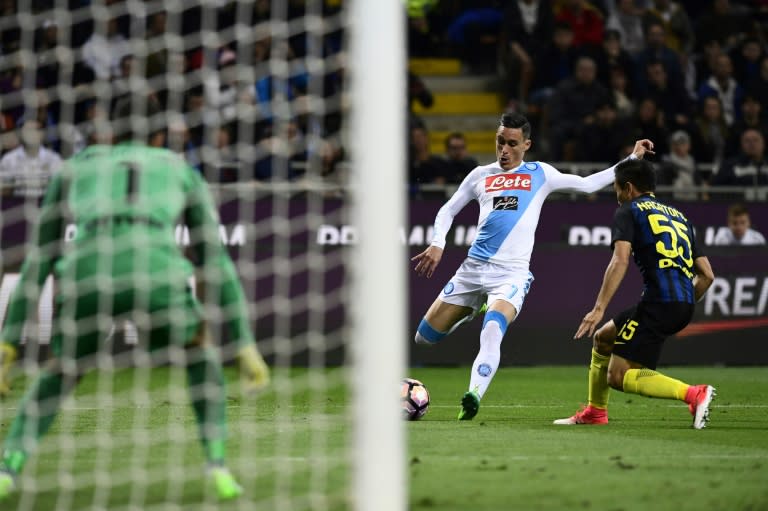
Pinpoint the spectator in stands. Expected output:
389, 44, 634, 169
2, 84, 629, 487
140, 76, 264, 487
725, 95, 768, 158
34, 19, 60, 89
408, 71, 433, 130
606, 0, 645, 55
634, 20, 683, 93
593, 29, 635, 91
0, 119, 62, 198
0, 98, 16, 155
730, 37, 764, 87
690, 95, 729, 173
642, 0, 695, 55
409, 125, 449, 184
81, 12, 130, 80
446, 3, 504, 74
145, 10, 169, 79
554, 0, 605, 50
204, 48, 240, 124
697, 53, 743, 126
631, 97, 669, 157
746, 56, 768, 122
442, 132, 478, 183
695, 0, 751, 53
713, 203, 766, 245
254, 119, 307, 181
609, 68, 635, 119
659, 130, 701, 200
406, 0, 440, 57
547, 55, 610, 160
499, 0, 554, 104
0, 62, 24, 122
714, 128, 768, 186
528, 21, 579, 109
576, 100, 632, 162
167, 114, 201, 171
642, 59, 692, 132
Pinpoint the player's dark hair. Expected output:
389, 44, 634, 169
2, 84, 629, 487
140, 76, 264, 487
499, 113, 531, 140
615, 158, 656, 193
112, 94, 164, 143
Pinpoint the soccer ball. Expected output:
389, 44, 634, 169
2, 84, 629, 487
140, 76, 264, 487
401, 378, 430, 421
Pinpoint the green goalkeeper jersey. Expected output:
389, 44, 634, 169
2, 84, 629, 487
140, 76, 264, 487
1, 142, 254, 348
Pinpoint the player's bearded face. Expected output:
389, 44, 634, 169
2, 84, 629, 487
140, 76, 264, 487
496, 127, 530, 171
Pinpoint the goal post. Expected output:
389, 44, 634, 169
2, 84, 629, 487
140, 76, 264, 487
0, 0, 407, 509
349, 0, 407, 510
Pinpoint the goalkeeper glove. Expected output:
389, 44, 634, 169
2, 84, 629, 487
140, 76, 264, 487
237, 344, 270, 393
0, 342, 18, 398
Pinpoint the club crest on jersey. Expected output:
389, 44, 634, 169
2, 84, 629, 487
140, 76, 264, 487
493, 196, 519, 210
485, 174, 531, 192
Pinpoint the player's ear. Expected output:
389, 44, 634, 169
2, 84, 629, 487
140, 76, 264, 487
524, 138, 532, 151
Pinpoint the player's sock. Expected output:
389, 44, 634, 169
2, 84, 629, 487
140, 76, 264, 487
587, 349, 610, 409
414, 318, 447, 345
186, 347, 228, 465
468, 311, 507, 399
622, 368, 689, 400
1, 369, 68, 474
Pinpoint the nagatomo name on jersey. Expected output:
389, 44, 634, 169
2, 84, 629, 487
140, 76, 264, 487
612, 194, 703, 304
429, 159, 625, 269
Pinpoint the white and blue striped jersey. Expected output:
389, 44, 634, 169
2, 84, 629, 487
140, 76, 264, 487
430, 157, 633, 270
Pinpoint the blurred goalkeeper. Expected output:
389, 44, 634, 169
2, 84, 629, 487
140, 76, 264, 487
0, 97, 269, 502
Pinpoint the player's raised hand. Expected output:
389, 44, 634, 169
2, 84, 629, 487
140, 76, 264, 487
574, 309, 604, 340
0, 342, 18, 398
411, 245, 443, 278
632, 139, 655, 159
237, 344, 270, 393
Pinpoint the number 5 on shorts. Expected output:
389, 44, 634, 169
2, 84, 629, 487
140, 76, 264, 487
619, 320, 638, 341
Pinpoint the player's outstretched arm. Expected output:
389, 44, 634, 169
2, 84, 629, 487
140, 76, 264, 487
0, 173, 65, 396
184, 172, 270, 391
549, 139, 656, 194
574, 241, 631, 339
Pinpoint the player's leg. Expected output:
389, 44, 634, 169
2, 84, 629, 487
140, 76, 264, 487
459, 270, 533, 420
458, 299, 517, 420
147, 281, 241, 500
414, 260, 484, 345
608, 303, 715, 429
0, 298, 97, 496
415, 298, 475, 345
183, 324, 241, 500
0, 358, 80, 476
554, 308, 636, 425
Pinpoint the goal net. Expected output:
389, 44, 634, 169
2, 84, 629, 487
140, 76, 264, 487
0, 1, 404, 510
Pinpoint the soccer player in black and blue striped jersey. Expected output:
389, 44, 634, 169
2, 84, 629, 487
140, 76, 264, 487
554, 158, 717, 429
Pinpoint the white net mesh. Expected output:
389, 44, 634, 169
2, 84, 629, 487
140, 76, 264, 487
0, 1, 378, 510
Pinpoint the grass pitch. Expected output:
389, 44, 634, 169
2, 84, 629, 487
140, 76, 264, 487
0, 366, 766, 510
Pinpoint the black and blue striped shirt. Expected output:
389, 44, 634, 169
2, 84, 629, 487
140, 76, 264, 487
612, 194, 703, 303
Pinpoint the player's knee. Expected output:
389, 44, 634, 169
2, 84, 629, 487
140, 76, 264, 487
415, 318, 446, 345
592, 330, 614, 355
606, 367, 625, 391
482, 311, 509, 335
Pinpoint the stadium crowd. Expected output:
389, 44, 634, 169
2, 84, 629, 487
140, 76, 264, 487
0, 0, 766, 196
0, 0, 345, 195
407, 0, 768, 194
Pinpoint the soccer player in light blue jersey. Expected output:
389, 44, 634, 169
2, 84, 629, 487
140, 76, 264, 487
411, 112, 655, 420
